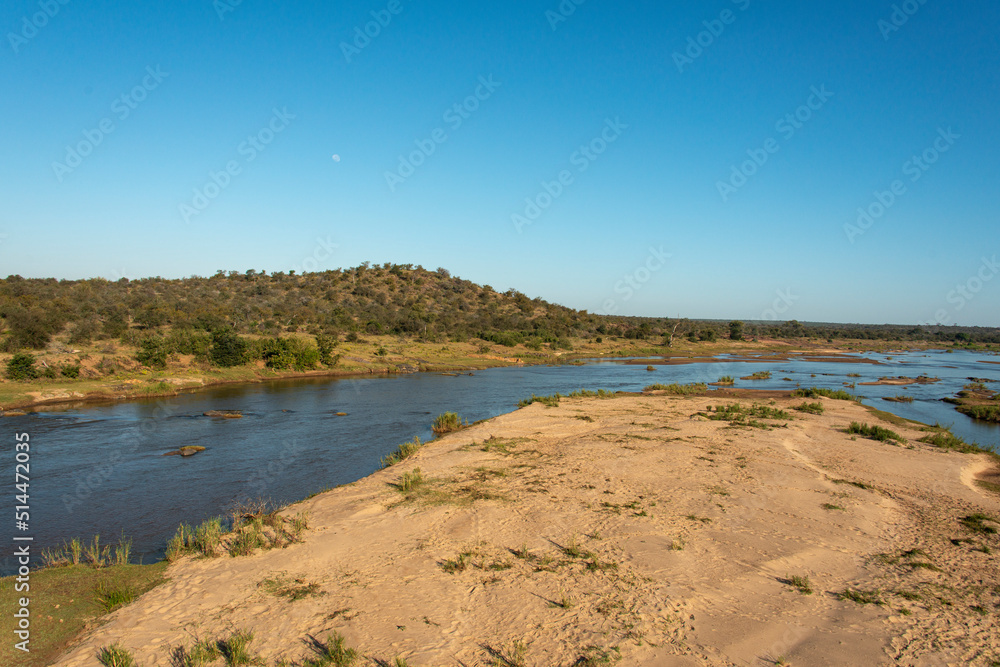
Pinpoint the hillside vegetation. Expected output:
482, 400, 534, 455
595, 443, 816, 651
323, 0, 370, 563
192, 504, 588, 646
0, 264, 997, 391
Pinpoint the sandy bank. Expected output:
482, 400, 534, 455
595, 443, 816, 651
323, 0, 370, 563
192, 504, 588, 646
52, 394, 999, 666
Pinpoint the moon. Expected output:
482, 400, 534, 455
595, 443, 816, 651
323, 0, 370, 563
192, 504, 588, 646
332, 154, 341, 162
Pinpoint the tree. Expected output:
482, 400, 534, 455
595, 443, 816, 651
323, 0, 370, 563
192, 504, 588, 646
729, 320, 744, 341
6, 353, 38, 380
136, 337, 169, 369
209, 328, 248, 367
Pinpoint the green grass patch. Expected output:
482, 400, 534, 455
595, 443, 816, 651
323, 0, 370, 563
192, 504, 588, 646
793, 402, 825, 414
742, 371, 772, 380
792, 387, 855, 400
846, 422, 905, 444
701, 403, 791, 429
882, 395, 914, 403
957, 404, 1000, 423
94, 580, 138, 612
0, 562, 168, 667
644, 382, 707, 395
517, 393, 561, 407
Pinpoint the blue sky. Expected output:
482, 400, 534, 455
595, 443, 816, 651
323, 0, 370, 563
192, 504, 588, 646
2, 0, 998, 326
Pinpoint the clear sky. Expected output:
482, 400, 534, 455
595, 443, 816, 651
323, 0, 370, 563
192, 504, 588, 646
2, 0, 998, 326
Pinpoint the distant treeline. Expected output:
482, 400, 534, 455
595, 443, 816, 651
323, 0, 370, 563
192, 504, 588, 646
0, 264, 997, 353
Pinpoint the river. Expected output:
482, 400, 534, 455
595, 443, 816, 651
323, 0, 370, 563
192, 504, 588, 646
3, 349, 997, 573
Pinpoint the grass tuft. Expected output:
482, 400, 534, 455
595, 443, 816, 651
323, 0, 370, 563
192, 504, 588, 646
792, 387, 855, 400
432, 412, 468, 434
97, 643, 136, 667
643, 382, 706, 395
846, 422, 905, 444
381, 437, 422, 468
959, 513, 999, 535
838, 588, 884, 606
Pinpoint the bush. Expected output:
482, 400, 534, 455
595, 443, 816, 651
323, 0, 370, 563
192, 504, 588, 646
432, 412, 467, 434
61, 364, 81, 378
135, 337, 169, 369
249, 337, 320, 371
6, 353, 38, 380
166, 330, 212, 359
209, 329, 248, 368
792, 387, 855, 401
316, 334, 338, 365
847, 422, 905, 444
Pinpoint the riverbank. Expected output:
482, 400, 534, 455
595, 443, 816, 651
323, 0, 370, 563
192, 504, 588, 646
45, 391, 1000, 666
0, 336, 955, 413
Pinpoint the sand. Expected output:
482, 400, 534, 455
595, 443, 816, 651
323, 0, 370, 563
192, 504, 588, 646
53, 393, 1000, 666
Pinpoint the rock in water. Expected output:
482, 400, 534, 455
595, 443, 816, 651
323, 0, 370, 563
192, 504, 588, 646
204, 410, 242, 419
164, 446, 207, 457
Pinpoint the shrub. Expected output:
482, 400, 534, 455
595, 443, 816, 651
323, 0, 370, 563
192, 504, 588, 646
957, 404, 1000, 423
316, 334, 338, 365
6, 352, 38, 380
135, 337, 169, 369
60, 364, 81, 378
166, 330, 212, 359
209, 328, 248, 367
729, 320, 744, 341
794, 402, 825, 414
847, 422, 905, 444
792, 387, 855, 400
918, 429, 990, 455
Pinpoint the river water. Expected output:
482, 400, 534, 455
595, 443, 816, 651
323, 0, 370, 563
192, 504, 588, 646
3, 350, 997, 573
